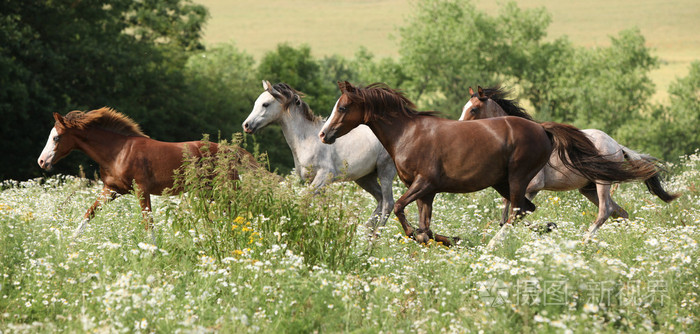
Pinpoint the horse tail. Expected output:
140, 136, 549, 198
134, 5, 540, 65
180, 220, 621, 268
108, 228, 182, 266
541, 122, 657, 183
619, 146, 680, 202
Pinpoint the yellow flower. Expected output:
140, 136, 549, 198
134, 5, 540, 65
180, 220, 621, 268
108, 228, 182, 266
233, 216, 245, 225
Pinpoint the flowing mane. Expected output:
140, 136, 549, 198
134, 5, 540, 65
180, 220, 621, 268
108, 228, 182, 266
480, 86, 534, 121
271, 83, 322, 123
63, 107, 149, 138
343, 82, 440, 122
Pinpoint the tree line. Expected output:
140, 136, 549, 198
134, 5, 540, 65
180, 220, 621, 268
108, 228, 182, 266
1, 0, 698, 181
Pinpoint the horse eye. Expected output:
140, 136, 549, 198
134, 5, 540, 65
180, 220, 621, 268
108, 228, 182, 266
53, 135, 60, 142
338, 106, 347, 112
262, 102, 270, 108
470, 108, 479, 114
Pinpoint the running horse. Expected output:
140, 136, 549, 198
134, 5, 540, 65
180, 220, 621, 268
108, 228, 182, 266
243, 81, 396, 229
460, 86, 678, 241
319, 82, 657, 248
37, 107, 257, 238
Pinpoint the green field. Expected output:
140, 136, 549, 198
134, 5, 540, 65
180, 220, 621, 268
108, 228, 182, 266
1, 150, 699, 332
196, 0, 700, 102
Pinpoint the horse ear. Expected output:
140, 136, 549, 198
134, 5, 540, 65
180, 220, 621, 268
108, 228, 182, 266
341, 81, 355, 93
477, 86, 486, 99
262, 80, 269, 90
53, 112, 66, 129
294, 95, 302, 106
266, 82, 283, 100
469, 86, 475, 96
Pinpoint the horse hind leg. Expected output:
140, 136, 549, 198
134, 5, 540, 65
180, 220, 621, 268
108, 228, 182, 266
486, 175, 537, 250
579, 183, 619, 242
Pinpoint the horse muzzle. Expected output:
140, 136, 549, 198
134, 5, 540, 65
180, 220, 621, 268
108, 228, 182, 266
318, 130, 336, 144
37, 158, 53, 171
242, 122, 257, 134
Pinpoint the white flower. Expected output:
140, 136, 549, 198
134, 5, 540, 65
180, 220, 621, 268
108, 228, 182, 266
583, 303, 599, 313
137, 242, 157, 252
645, 238, 659, 247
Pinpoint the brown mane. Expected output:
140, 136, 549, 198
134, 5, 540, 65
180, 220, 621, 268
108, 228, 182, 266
271, 83, 322, 123
343, 82, 440, 122
479, 86, 534, 121
62, 107, 149, 138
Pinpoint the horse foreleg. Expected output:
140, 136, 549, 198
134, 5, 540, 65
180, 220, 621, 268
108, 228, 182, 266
415, 195, 435, 243
377, 158, 397, 228
309, 170, 333, 194
354, 172, 384, 230
393, 178, 434, 241
75, 186, 118, 239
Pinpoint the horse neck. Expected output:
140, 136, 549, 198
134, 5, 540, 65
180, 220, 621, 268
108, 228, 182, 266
277, 106, 323, 156
365, 116, 417, 159
487, 100, 508, 118
71, 127, 130, 167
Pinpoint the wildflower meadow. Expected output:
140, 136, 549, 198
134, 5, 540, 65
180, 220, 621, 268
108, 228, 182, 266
1, 151, 699, 333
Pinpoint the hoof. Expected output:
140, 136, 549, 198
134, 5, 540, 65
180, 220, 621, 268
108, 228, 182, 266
415, 232, 430, 244
545, 222, 558, 232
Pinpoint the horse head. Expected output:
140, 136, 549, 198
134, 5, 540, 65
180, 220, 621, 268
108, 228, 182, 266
460, 86, 503, 121
319, 81, 366, 144
242, 80, 287, 134
37, 112, 77, 170
460, 85, 532, 122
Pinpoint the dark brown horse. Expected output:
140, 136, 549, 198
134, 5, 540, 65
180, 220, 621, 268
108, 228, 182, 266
461, 86, 679, 241
319, 82, 657, 248
37, 107, 257, 238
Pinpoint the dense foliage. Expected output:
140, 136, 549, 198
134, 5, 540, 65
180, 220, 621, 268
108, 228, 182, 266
1, 0, 698, 180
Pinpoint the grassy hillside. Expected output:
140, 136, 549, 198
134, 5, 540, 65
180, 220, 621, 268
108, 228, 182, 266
1, 150, 698, 332
195, 0, 700, 102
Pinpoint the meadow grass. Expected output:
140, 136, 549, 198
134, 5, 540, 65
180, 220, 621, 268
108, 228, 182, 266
1, 144, 699, 332
196, 0, 700, 103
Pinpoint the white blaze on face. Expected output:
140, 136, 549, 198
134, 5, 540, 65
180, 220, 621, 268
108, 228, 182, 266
459, 100, 472, 121
322, 98, 341, 131
38, 127, 58, 169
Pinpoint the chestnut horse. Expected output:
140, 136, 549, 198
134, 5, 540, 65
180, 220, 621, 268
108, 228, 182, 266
461, 86, 678, 241
37, 107, 257, 238
319, 82, 657, 248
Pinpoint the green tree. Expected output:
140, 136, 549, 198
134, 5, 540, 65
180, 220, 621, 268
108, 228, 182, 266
257, 43, 338, 114
0, 0, 207, 180
616, 62, 700, 160
524, 29, 657, 132
397, 0, 551, 115
397, 0, 657, 133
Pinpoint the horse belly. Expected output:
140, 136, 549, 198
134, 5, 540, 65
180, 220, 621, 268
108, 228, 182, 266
333, 126, 382, 180
441, 163, 508, 193
540, 158, 589, 191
